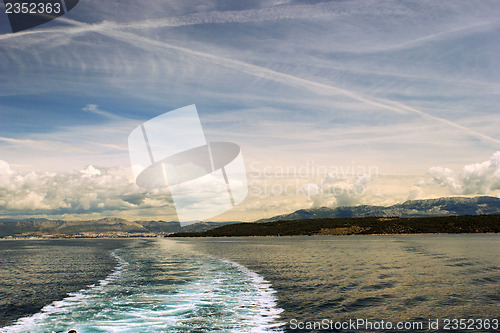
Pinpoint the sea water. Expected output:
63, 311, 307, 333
188, 234, 500, 332
0, 238, 283, 332
1, 235, 499, 332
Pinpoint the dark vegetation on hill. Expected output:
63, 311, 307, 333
168, 215, 500, 237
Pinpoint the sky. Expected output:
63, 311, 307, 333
0, 0, 499, 221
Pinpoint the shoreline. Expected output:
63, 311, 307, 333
168, 214, 500, 237
1, 215, 499, 239
1, 231, 499, 240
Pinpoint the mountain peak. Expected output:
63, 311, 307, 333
257, 196, 500, 223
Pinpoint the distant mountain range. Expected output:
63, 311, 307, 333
1, 196, 499, 238
0, 217, 238, 238
257, 196, 500, 223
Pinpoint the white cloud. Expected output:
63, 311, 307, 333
427, 151, 500, 195
427, 166, 462, 194
0, 160, 176, 219
299, 173, 375, 208
80, 165, 101, 177
0, 160, 13, 187
301, 182, 319, 196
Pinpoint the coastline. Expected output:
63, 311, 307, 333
168, 214, 500, 237
1, 214, 499, 240
1, 231, 499, 241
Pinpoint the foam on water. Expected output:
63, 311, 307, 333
1, 245, 284, 333
1, 251, 129, 333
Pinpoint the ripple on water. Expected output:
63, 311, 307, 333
2, 245, 285, 333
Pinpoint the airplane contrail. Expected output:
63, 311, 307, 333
2, 10, 499, 146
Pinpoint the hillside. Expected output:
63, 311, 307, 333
0, 218, 237, 238
257, 196, 500, 222
2, 196, 499, 238
169, 215, 500, 237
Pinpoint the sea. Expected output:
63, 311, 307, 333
0, 234, 498, 333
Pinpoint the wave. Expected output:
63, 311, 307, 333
1, 245, 284, 333
1, 251, 128, 333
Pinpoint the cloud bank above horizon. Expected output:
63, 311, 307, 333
0, 151, 499, 221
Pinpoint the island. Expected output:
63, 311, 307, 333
167, 215, 500, 237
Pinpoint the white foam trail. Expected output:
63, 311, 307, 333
1, 250, 284, 333
1, 251, 128, 333
221, 259, 285, 332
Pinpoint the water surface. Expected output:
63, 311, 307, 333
1, 234, 498, 332
187, 234, 500, 332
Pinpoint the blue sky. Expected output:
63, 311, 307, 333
0, 0, 499, 221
